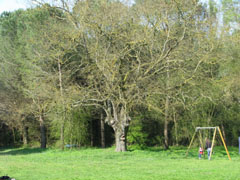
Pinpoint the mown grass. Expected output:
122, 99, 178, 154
0, 146, 239, 180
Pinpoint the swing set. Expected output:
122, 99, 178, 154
186, 126, 231, 160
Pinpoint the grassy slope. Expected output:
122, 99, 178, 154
0, 146, 239, 180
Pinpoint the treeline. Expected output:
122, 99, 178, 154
0, 0, 239, 151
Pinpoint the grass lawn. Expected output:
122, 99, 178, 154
0, 146, 239, 180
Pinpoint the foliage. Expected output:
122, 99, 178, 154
0, 0, 240, 150
127, 115, 148, 149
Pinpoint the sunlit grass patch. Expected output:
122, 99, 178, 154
0, 146, 239, 180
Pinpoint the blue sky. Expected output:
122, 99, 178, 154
0, 0, 28, 14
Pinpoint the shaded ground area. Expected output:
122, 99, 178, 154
0, 148, 47, 155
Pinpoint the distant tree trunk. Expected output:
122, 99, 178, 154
58, 58, 65, 150
60, 122, 64, 150
173, 109, 178, 146
164, 100, 169, 149
207, 117, 211, 138
22, 126, 28, 145
221, 124, 226, 142
11, 127, 16, 144
100, 112, 105, 148
39, 112, 47, 148
90, 120, 94, 147
164, 59, 170, 150
21, 116, 28, 146
70, 119, 73, 149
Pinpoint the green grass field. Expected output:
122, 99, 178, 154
0, 146, 239, 180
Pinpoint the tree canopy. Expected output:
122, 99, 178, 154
0, 0, 239, 151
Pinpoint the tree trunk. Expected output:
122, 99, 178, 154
11, 127, 16, 144
115, 127, 128, 152
106, 102, 130, 152
22, 126, 28, 146
173, 110, 178, 146
207, 117, 211, 139
21, 116, 28, 145
58, 59, 65, 150
221, 124, 226, 142
164, 56, 170, 149
100, 112, 105, 148
164, 111, 169, 149
164, 58, 170, 150
90, 120, 94, 147
39, 113, 47, 148
60, 122, 64, 150
70, 119, 73, 149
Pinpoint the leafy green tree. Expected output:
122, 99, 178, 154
61, 0, 218, 151
0, 8, 56, 148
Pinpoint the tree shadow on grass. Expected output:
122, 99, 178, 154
0, 148, 47, 156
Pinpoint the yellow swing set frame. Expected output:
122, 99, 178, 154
186, 126, 231, 160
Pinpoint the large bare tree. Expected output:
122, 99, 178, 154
31, 0, 217, 151
68, 0, 211, 151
